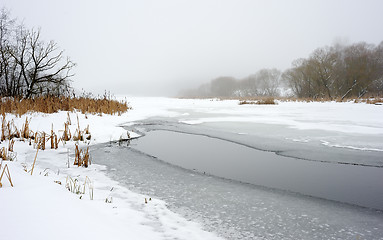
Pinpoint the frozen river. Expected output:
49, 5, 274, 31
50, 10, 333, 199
92, 120, 382, 239
92, 98, 383, 239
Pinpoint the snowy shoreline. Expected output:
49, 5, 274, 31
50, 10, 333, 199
0, 102, 223, 240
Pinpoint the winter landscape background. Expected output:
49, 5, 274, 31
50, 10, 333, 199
1, 1, 383, 239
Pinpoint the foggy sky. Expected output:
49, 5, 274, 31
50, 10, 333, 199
2, 0, 383, 96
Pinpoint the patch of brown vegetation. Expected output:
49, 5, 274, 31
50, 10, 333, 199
0, 95, 130, 116
74, 144, 90, 168
239, 98, 277, 105
365, 98, 383, 105
239, 100, 257, 105
1, 113, 92, 169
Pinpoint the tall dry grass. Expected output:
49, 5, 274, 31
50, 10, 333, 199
0, 95, 130, 116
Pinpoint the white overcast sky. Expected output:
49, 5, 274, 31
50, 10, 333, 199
2, 0, 383, 96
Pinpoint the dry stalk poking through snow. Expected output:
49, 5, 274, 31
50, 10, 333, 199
21, 117, 31, 139
65, 176, 94, 200
0, 164, 14, 187
74, 144, 90, 168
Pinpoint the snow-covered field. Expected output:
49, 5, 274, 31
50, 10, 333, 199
1, 97, 382, 240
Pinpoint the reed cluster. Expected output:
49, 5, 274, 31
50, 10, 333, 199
65, 176, 93, 200
1, 114, 92, 170
0, 147, 15, 161
74, 144, 90, 168
0, 116, 19, 161
0, 95, 130, 116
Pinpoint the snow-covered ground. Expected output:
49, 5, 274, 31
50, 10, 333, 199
0, 99, 223, 240
1, 97, 382, 240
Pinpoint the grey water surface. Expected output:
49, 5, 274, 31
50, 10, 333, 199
92, 119, 383, 240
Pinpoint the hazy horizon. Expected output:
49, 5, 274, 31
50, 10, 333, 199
2, 0, 383, 96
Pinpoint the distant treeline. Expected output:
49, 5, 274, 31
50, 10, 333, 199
180, 41, 383, 99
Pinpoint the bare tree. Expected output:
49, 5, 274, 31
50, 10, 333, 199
0, 8, 18, 96
307, 47, 338, 99
282, 59, 315, 98
255, 68, 282, 96
237, 69, 282, 97
1, 8, 75, 98
210, 76, 237, 97
10, 28, 75, 98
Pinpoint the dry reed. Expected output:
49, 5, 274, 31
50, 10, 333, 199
65, 176, 82, 194
8, 139, 14, 152
0, 164, 14, 187
0, 147, 8, 160
21, 117, 31, 139
41, 132, 46, 150
65, 175, 93, 200
74, 144, 90, 168
0, 118, 19, 140
83, 176, 94, 200
0, 146, 15, 161
67, 112, 71, 125
30, 143, 40, 175
50, 125, 54, 149
1, 115, 5, 141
